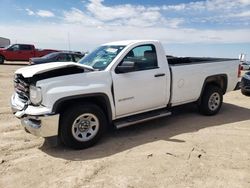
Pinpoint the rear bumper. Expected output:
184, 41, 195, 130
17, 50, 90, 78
11, 93, 59, 138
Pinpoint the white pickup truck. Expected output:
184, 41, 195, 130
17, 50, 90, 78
11, 40, 240, 149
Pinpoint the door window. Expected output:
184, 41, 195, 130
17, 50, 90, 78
56, 54, 67, 61
8, 44, 20, 51
118, 44, 158, 72
19, 45, 32, 51
66, 54, 74, 61
56, 54, 74, 62
73, 54, 83, 62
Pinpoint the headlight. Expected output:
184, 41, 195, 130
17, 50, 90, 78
29, 85, 42, 105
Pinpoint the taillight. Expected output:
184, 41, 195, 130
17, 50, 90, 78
238, 64, 241, 78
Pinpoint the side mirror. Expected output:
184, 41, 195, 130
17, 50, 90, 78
116, 61, 135, 73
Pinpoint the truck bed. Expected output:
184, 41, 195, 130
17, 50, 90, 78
167, 56, 237, 65
169, 58, 239, 107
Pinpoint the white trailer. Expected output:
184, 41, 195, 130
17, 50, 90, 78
0, 37, 10, 48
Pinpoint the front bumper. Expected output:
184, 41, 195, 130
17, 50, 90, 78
21, 115, 59, 137
241, 76, 250, 93
11, 93, 59, 138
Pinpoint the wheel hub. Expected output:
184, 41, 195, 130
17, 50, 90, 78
208, 92, 220, 111
78, 121, 90, 132
71, 113, 100, 142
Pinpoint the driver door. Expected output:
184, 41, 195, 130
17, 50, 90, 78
111, 44, 168, 117
5, 44, 21, 60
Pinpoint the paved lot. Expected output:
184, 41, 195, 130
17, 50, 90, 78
0, 62, 250, 188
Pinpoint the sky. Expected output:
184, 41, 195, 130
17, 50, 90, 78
0, 0, 250, 58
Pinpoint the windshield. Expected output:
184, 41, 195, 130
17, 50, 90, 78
78, 45, 125, 70
42, 52, 59, 59
3, 44, 13, 49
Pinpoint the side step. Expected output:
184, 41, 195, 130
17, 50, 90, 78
114, 109, 171, 129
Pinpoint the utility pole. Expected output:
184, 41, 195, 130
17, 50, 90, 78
67, 32, 71, 51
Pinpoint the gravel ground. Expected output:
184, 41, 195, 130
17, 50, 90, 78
0, 62, 250, 188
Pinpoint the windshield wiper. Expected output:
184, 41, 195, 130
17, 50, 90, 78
79, 64, 97, 71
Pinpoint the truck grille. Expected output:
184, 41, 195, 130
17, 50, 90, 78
14, 74, 29, 103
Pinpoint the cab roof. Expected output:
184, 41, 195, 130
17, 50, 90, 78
103, 40, 159, 46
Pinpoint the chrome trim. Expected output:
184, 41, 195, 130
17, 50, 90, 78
15, 111, 26, 118
14, 74, 29, 103
11, 93, 26, 113
21, 114, 59, 137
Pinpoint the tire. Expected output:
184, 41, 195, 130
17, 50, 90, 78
241, 89, 250, 96
198, 85, 223, 116
0, 56, 4, 64
59, 103, 107, 149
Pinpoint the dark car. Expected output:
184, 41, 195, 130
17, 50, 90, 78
241, 71, 250, 96
29, 52, 84, 65
241, 61, 250, 70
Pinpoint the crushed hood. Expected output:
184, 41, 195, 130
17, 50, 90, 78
15, 62, 94, 78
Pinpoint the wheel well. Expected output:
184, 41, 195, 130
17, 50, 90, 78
199, 74, 227, 102
53, 94, 112, 124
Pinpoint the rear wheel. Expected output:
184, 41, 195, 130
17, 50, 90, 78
0, 56, 4, 64
60, 104, 107, 149
198, 85, 223, 115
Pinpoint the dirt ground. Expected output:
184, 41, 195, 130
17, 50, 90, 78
0, 62, 250, 188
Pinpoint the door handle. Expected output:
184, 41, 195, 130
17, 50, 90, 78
154, 73, 165, 77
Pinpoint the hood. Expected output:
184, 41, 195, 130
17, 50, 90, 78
30, 57, 45, 61
15, 62, 94, 78
30, 57, 48, 64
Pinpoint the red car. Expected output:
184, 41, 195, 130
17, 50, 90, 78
0, 44, 59, 64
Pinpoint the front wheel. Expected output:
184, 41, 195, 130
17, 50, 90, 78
198, 85, 223, 116
0, 56, 4, 64
60, 104, 107, 149
241, 89, 250, 96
